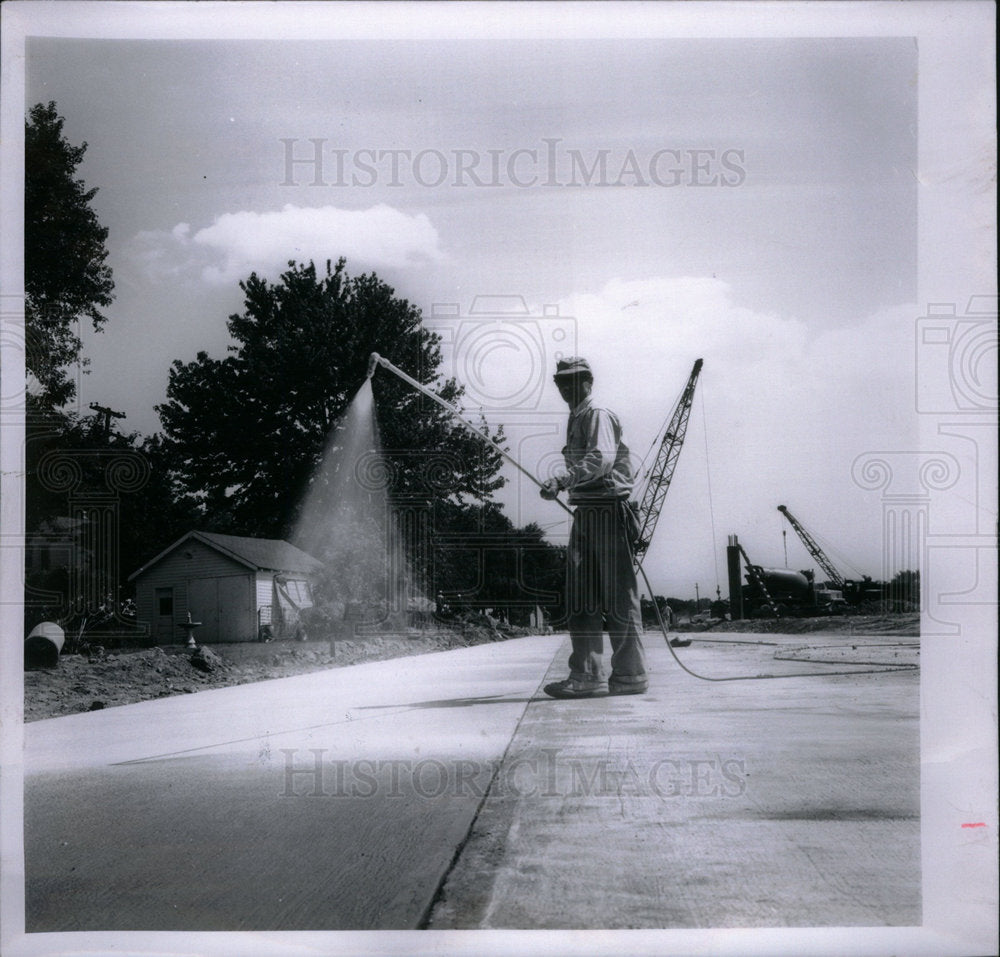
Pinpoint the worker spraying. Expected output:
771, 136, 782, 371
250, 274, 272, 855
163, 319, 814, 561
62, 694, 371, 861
366, 352, 914, 687
538, 357, 648, 698
368, 350, 647, 698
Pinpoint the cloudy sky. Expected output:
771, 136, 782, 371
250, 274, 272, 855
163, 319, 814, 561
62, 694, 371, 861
8, 3, 995, 598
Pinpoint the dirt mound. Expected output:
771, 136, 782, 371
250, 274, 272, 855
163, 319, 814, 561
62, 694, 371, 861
22, 621, 522, 723
24, 646, 227, 721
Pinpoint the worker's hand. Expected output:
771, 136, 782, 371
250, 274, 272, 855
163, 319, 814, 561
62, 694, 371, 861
539, 478, 561, 500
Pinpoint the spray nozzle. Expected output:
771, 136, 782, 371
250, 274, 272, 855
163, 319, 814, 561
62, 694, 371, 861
366, 353, 381, 379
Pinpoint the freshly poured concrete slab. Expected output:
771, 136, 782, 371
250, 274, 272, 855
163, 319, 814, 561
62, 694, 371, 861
428, 634, 921, 929
24, 636, 565, 931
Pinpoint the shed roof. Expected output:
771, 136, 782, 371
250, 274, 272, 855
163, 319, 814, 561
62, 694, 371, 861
129, 530, 323, 582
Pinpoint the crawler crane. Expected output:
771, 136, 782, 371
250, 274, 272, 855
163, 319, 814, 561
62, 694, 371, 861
777, 504, 883, 607
632, 359, 703, 565
630, 359, 703, 643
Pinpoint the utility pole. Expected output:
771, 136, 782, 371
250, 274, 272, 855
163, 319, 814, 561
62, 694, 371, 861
89, 403, 125, 438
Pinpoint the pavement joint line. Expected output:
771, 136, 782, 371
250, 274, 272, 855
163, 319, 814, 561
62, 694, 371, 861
109, 687, 547, 766
773, 644, 920, 671
694, 639, 916, 646
416, 637, 566, 930
108, 702, 440, 766
791, 642, 920, 648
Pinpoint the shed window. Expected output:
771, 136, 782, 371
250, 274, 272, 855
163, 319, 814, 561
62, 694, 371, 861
156, 588, 174, 617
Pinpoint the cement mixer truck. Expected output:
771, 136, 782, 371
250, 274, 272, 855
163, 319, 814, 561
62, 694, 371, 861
726, 536, 848, 619
741, 565, 848, 618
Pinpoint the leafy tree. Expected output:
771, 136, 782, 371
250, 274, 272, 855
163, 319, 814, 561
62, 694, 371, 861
126, 432, 205, 569
429, 504, 565, 625
156, 258, 506, 540
25, 102, 114, 407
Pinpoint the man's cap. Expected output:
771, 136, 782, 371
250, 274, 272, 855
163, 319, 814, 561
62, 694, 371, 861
553, 356, 592, 378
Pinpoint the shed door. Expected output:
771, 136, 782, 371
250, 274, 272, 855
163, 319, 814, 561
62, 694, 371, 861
218, 575, 252, 641
187, 575, 253, 643
154, 587, 175, 644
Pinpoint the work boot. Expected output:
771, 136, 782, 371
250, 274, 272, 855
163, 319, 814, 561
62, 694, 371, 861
609, 675, 648, 695
543, 675, 608, 699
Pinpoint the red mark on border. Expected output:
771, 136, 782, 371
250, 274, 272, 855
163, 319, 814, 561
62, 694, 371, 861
961, 822, 986, 828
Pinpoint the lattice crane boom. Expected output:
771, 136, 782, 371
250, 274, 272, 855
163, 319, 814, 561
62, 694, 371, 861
776, 504, 846, 588
632, 358, 703, 565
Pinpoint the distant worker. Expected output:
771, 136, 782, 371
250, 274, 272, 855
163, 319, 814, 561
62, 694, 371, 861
540, 357, 648, 698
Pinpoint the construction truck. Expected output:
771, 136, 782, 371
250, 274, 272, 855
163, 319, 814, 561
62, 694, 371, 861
741, 566, 848, 618
726, 535, 847, 619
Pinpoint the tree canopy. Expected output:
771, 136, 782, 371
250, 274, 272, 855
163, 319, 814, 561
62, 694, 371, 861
25, 102, 115, 407
156, 258, 507, 541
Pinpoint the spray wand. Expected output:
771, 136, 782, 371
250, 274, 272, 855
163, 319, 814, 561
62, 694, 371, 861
367, 352, 571, 514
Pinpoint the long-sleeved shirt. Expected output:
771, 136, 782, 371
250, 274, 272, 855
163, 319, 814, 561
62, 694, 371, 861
556, 395, 635, 503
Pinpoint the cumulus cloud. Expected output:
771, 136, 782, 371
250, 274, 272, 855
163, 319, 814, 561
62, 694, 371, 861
542, 276, 915, 466
128, 204, 444, 285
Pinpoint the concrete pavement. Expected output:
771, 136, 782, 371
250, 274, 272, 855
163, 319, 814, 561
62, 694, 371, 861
428, 634, 920, 929
22, 632, 920, 934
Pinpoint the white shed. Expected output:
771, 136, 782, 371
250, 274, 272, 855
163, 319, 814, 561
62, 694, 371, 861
129, 531, 322, 644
